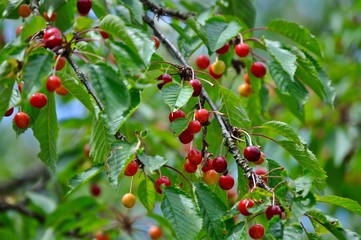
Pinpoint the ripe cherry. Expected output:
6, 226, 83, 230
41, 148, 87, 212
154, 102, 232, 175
122, 193, 136, 208
55, 56, 66, 71
265, 205, 283, 220
155, 176, 171, 194
216, 42, 230, 55
208, 65, 222, 79
100, 30, 109, 39
77, 0, 92, 16
219, 174, 234, 190
148, 226, 162, 239
46, 75, 61, 92
14, 112, 30, 129
152, 36, 160, 49
254, 152, 265, 165
238, 83, 252, 97
4, 107, 14, 117
238, 199, 255, 216
178, 130, 194, 144
248, 224, 265, 239
168, 110, 185, 122
255, 167, 268, 184
234, 43, 250, 57
213, 156, 227, 173
90, 183, 101, 197
244, 146, 261, 162
187, 149, 202, 165
188, 79, 202, 97
250, 62, 267, 78
95, 232, 109, 240
201, 159, 213, 172
196, 55, 210, 69
16, 25, 23, 36
124, 160, 139, 176
204, 169, 218, 185
187, 120, 202, 134
211, 60, 226, 75
43, 27, 62, 49
43, 11, 57, 22
156, 73, 172, 89
243, 73, 251, 84
30, 93, 48, 108
184, 160, 198, 173
18, 4, 31, 18
195, 108, 209, 124
55, 85, 69, 96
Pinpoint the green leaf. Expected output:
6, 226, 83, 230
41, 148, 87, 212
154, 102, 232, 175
121, 0, 143, 24
268, 19, 323, 58
53, 0, 75, 32
315, 195, 361, 215
27, 192, 57, 214
20, 16, 47, 40
0, 64, 15, 120
105, 141, 138, 188
237, 166, 249, 197
2, 0, 22, 18
73, 16, 94, 32
218, 0, 256, 28
23, 49, 53, 95
162, 82, 193, 111
186, 17, 209, 48
57, 72, 101, 115
226, 222, 247, 240
91, 0, 108, 18
161, 188, 202, 240
137, 152, 167, 172
283, 224, 303, 240
219, 85, 251, 128
265, 40, 297, 79
32, 93, 58, 171
67, 166, 103, 196
205, 16, 242, 51
89, 115, 114, 164
274, 88, 304, 121
291, 174, 314, 198
262, 121, 302, 143
89, 63, 130, 133
115, 88, 141, 129
138, 179, 156, 213
170, 118, 189, 136
194, 183, 227, 240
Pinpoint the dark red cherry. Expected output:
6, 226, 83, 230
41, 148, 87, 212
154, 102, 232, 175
187, 120, 202, 134
216, 43, 230, 55
156, 74, 172, 89
265, 205, 283, 220
248, 224, 265, 239
188, 79, 202, 97
218, 174, 234, 190
77, 0, 92, 16
187, 149, 202, 165
178, 130, 194, 144
168, 110, 185, 122
243, 146, 261, 162
213, 156, 227, 173
155, 176, 171, 194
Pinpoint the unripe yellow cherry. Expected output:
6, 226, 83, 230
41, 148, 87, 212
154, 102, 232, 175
211, 60, 226, 75
122, 193, 136, 208
238, 83, 252, 97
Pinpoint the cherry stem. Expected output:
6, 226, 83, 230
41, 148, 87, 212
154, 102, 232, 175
245, 37, 264, 45
193, 69, 220, 82
150, 60, 181, 69
237, 128, 253, 146
251, 133, 279, 144
238, 32, 244, 44
241, 27, 268, 35
130, 176, 134, 194
74, 50, 105, 61
163, 164, 192, 187
251, 52, 268, 63
196, 76, 215, 87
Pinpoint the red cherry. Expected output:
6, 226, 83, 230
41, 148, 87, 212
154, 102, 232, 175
18, 4, 31, 18
244, 146, 261, 162
196, 55, 210, 69
168, 110, 185, 122
254, 152, 265, 165
43, 27, 62, 49
46, 75, 61, 92
248, 224, 265, 239
14, 112, 30, 129
100, 30, 109, 39
213, 156, 227, 173
155, 176, 171, 194
55, 85, 69, 96
178, 130, 194, 144
188, 79, 202, 97
55, 56, 66, 71
16, 25, 23, 36
208, 65, 222, 79
90, 183, 101, 197
238, 199, 255, 216
187, 149, 202, 165
184, 160, 198, 173
77, 0, 92, 16
152, 36, 160, 49
234, 43, 250, 57
201, 159, 213, 172
156, 73, 172, 89
195, 108, 209, 124
18, 81, 24, 92
148, 226, 162, 239
187, 120, 202, 134
124, 160, 139, 176
216, 43, 230, 55
243, 73, 250, 84
204, 169, 218, 185
250, 62, 267, 78
219, 174, 234, 190
95, 232, 109, 240
29, 93, 48, 108
4, 107, 14, 117
265, 205, 283, 220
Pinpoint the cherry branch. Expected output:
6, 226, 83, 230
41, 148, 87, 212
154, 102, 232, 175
30, 0, 41, 16
139, 0, 194, 21
142, 13, 271, 191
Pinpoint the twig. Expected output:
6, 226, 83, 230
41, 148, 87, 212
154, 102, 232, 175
140, 0, 194, 21
0, 201, 45, 223
30, 0, 41, 16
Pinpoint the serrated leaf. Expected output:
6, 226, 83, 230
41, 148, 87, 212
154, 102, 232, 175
121, 0, 143, 24
20, 16, 47, 40
0, 64, 15, 120
90, 115, 114, 164
226, 221, 246, 240
67, 166, 103, 196
105, 141, 137, 188
115, 88, 141, 129
73, 17, 94, 32
52, 0, 75, 32
138, 179, 156, 213
218, 0, 256, 28
262, 121, 302, 143
291, 174, 313, 198
315, 195, 361, 215
161, 188, 202, 240
170, 118, 189, 136
91, 0, 108, 18
268, 19, 323, 58
219, 85, 250, 128
186, 17, 209, 48
9, 89, 21, 107
89, 63, 130, 133
283, 224, 303, 240
162, 83, 193, 111
194, 183, 227, 240
57, 72, 101, 115
265, 39, 297, 79
137, 152, 167, 172
237, 166, 249, 197
274, 88, 304, 121
32, 93, 58, 171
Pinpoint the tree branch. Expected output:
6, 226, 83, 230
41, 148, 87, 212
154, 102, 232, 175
142, 11, 271, 191
139, 0, 194, 21
30, 0, 41, 16
0, 201, 45, 223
